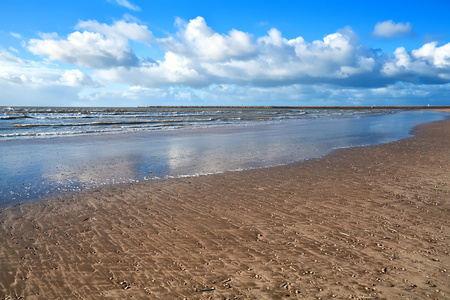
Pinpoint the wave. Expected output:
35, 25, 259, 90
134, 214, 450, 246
0, 128, 137, 139
0, 123, 192, 139
0, 107, 395, 141
0, 115, 31, 120
12, 118, 217, 129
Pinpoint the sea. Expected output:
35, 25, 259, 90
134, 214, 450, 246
1, 106, 394, 140
0, 106, 447, 206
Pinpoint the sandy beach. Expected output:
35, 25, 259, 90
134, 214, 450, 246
1, 118, 449, 299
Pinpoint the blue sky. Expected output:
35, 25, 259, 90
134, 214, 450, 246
1, 0, 449, 107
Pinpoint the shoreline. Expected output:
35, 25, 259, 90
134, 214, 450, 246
1, 118, 449, 299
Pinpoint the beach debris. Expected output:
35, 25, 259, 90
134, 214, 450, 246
426, 280, 438, 287
381, 267, 387, 273
339, 232, 350, 237
119, 281, 131, 289
281, 282, 289, 289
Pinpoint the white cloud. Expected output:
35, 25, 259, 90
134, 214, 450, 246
99, 20, 380, 88
0, 49, 96, 87
248, 26, 364, 80
10, 32, 22, 39
95, 51, 208, 87
28, 20, 153, 69
159, 16, 255, 61
382, 43, 450, 81
0, 50, 101, 106
113, 0, 141, 11
372, 20, 414, 38
58, 69, 97, 87
76, 20, 153, 43
0, 49, 24, 64
412, 42, 450, 68
38, 32, 59, 39
29, 31, 137, 68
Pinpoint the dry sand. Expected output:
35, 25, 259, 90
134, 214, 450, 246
1, 119, 449, 299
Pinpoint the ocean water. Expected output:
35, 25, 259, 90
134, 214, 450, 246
0, 107, 447, 206
0, 106, 391, 140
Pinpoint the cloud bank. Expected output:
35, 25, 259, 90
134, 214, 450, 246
2, 16, 450, 106
90, 17, 449, 89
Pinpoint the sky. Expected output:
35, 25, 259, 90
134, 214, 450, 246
1, 0, 449, 107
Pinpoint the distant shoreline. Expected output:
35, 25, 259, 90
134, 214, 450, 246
2, 105, 450, 110
139, 105, 450, 109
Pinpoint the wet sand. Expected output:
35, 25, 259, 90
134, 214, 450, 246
1, 119, 449, 299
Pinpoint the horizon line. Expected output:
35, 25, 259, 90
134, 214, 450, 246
2, 105, 450, 110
